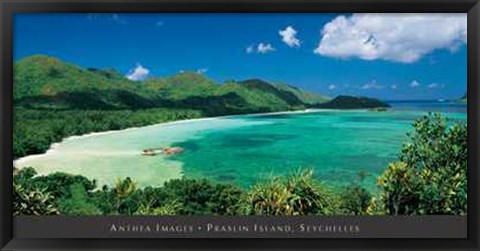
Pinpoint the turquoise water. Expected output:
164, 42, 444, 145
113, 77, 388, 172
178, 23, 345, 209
15, 102, 466, 191
171, 110, 465, 190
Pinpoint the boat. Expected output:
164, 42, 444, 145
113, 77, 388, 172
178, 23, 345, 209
141, 147, 184, 156
162, 147, 184, 155
141, 148, 160, 156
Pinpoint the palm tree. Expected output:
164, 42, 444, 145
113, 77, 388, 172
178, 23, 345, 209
113, 177, 137, 213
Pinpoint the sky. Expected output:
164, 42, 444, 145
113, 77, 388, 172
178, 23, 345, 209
14, 13, 467, 100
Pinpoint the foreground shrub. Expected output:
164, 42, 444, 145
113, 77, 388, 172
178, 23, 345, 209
134, 200, 182, 216
13, 183, 59, 216
377, 114, 467, 215
14, 167, 97, 200
243, 169, 338, 215
338, 170, 372, 215
113, 177, 139, 215
57, 184, 101, 216
339, 185, 372, 215
161, 178, 245, 215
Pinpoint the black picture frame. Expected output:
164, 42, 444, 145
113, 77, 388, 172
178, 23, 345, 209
1, 0, 479, 250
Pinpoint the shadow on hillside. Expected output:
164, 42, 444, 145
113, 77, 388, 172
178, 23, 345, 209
15, 90, 273, 116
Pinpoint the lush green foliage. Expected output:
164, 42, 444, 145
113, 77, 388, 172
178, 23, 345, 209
339, 185, 372, 215
14, 55, 140, 100
376, 114, 467, 215
14, 107, 203, 158
274, 83, 330, 105
13, 183, 59, 216
113, 177, 139, 214
160, 178, 245, 215
57, 184, 102, 216
338, 171, 372, 215
13, 168, 350, 216
134, 200, 182, 216
242, 170, 338, 215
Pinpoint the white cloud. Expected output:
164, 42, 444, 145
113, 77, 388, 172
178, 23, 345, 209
391, 84, 398, 89
257, 43, 276, 54
247, 43, 276, 54
126, 64, 150, 81
328, 84, 336, 90
196, 68, 209, 74
410, 80, 421, 88
314, 13, 467, 63
246, 45, 255, 54
427, 83, 444, 89
279, 26, 301, 47
361, 79, 383, 90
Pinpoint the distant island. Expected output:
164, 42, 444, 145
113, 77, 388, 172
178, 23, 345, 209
316, 95, 390, 109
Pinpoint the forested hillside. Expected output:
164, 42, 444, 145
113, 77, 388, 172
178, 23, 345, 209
14, 55, 329, 113
13, 55, 330, 158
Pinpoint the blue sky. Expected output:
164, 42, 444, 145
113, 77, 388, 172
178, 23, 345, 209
14, 13, 467, 100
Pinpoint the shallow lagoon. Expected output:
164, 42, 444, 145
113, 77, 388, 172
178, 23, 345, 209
15, 103, 466, 190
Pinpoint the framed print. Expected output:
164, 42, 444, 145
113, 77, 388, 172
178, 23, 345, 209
1, 0, 480, 250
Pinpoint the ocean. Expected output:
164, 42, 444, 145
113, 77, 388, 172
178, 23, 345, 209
14, 101, 467, 190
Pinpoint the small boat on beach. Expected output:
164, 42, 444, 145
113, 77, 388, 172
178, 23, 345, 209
141, 147, 184, 156
142, 148, 159, 156
162, 147, 184, 155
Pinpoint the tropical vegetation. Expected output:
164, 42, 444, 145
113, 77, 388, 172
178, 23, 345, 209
12, 55, 466, 216
13, 114, 467, 216
376, 114, 467, 215
13, 55, 388, 159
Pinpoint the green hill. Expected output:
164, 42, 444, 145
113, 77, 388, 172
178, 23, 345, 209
275, 83, 330, 105
14, 55, 141, 99
239, 79, 304, 107
14, 55, 330, 114
215, 81, 287, 111
14, 55, 151, 109
144, 72, 218, 100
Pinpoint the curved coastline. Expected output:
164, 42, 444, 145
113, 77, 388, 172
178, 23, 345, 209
13, 109, 320, 174
13, 106, 466, 170
13, 105, 467, 189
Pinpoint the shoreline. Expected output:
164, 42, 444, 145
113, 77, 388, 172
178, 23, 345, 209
13, 109, 321, 168
13, 107, 466, 170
